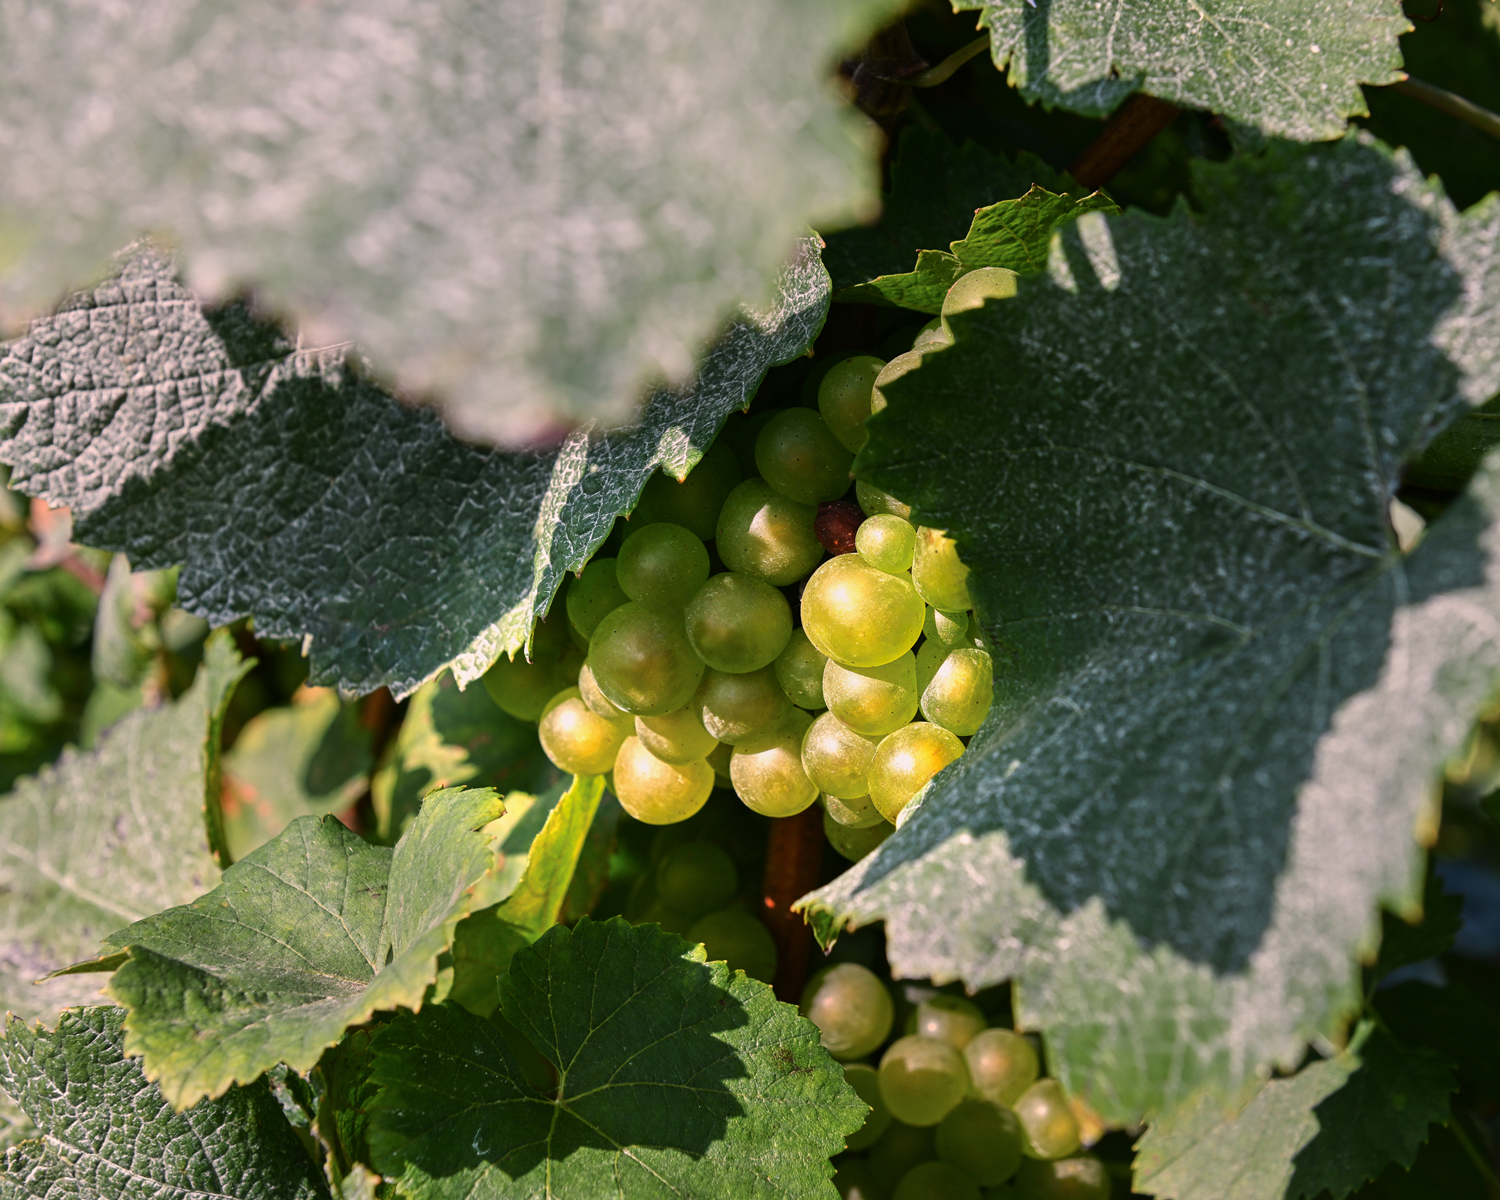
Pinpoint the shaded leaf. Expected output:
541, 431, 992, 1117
1367, 869, 1464, 986
1375, 981, 1500, 1104
316, 1028, 381, 1181
559, 792, 623, 925
1403, 392, 1500, 493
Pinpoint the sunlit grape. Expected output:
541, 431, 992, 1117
920, 647, 993, 737
802, 555, 924, 668
774, 628, 828, 710
629, 441, 742, 541
612, 736, 714, 825
879, 1035, 970, 1127
824, 654, 920, 737
844, 1062, 895, 1151
538, 688, 630, 775
685, 572, 792, 673
1015, 1080, 1081, 1160
578, 662, 628, 721
655, 841, 737, 915
801, 963, 894, 1060
688, 910, 777, 983
635, 706, 719, 765
856, 480, 913, 520
856, 514, 917, 575
963, 1029, 1039, 1108
755, 408, 855, 505
1013, 1154, 1110, 1200
914, 996, 986, 1050
818, 355, 885, 453
912, 527, 972, 612
716, 478, 825, 586
589, 602, 705, 716
696, 666, 791, 745
940, 267, 1018, 338
730, 709, 817, 817
922, 607, 970, 648
893, 1160, 981, 1200
617, 522, 710, 609
871, 350, 922, 415
802, 710, 880, 798
936, 1097, 1023, 1186
481, 616, 583, 721
869, 723, 965, 824
822, 789, 884, 829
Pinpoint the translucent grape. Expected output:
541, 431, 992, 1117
914, 996, 986, 1050
538, 688, 630, 775
616, 523, 710, 609
801, 963, 894, 1060
844, 1062, 895, 1151
688, 910, 777, 983
774, 628, 828, 709
822, 789, 884, 829
920, 647, 993, 737
922, 607, 970, 648
818, 355, 885, 453
868, 1121, 936, 1181
685, 572, 792, 673
856, 480, 913, 520
912, 318, 952, 354
878, 1035, 970, 1127
1015, 1080, 1081, 1160
655, 841, 738, 915
578, 662, 628, 721
857, 514, 916, 574
940, 267, 1018, 338
935, 1097, 1023, 1186
869, 723, 965, 824
696, 666, 791, 744
588, 602, 705, 716
871, 350, 922, 415
912, 527, 973, 612
833, 1158, 883, 1200
707, 740, 734, 785
802, 710, 880, 798
612, 736, 714, 825
963, 1029, 1039, 1107
629, 440, 742, 541
801, 555, 924, 668
567, 558, 629, 641
893, 1161, 981, 1200
635, 707, 718, 765
755, 408, 855, 505
716, 478, 825, 586
824, 809, 894, 861
824, 653, 920, 737
481, 617, 583, 721
1013, 1154, 1110, 1200
730, 709, 818, 817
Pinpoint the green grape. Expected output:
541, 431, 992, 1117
707, 740, 734, 785
802, 555, 924, 668
936, 1098, 1023, 1187
869, 1121, 936, 1181
857, 514, 917, 575
481, 616, 582, 721
914, 996, 986, 1050
856, 480, 913, 520
922, 607, 970, 648
825, 809, 894, 862
940, 267, 1019, 338
912, 527, 973, 612
773, 628, 828, 710
655, 841, 738, 916
822, 789, 884, 829
730, 708, 817, 817
879, 1035, 970, 1127
612, 736, 714, 825
963, 1029, 1038, 1107
696, 665, 791, 744
818, 355, 886, 453
716, 478, 825, 586
916, 636, 947, 695
538, 688, 630, 775
833, 1157, 883, 1200
912, 318, 953, 354
719, 410, 778, 480
1014, 1081, 1081, 1161
685, 572, 793, 673
688, 909, 777, 983
567, 558, 629, 641
843, 1062, 896, 1151
578, 662, 628, 721
802, 710, 880, 798
754, 408, 855, 505
617, 523, 710, 609
634, 896, 694, 935
869, 723, 965, 824
1012, 1154, 1110, 1200
824, 654, 920, 737
801, 963, 894, 1060
893, 1160, 981, 1200
588, 602, 705, 716
629, 440, 742, 541
635, 706, 718, 765
871, 350, 922, 415
920, 647, 993, 737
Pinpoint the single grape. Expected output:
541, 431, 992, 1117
825, 653, 920, 737
567, 558, 629, 641
815, 498, 865, 556
869, 723, 965, 824
1012, 1154, 1110, 1200
774, 628, 828, 710
578, 662, 628, 721
802, 710, 880, 798
822, 789, 884, 829
936, 1097, 1023, 1186
824, 809, 894, 861
856, 480, 913, 520
707, 740, 734, 785
833, 1157, 884, 1200
922, 607, 971, 648
1015, 1080, 1081, 1161
819, 355, 885, 452
914, 996, 986, 1050
857, 514, 917, 574
964, 1029, 1039, 1108
844, 1062, 896, 1151
655, 841, 738, 915
730, 709, 818, 817
685, 572, 793, 674
893, 1160, 981, 1200
617, 523, 710, 609
696, 665, 791, 744
920, 647, 994, 737
802, 555, 924, 668
716, 478, 825, 586
755, 408, 855, 505
871, 350, 923, 415
912, 527, 973, 612
612, 736, 714, 825
589, 602, 705, 716
538, 688, 630, 775
635, 706, 719, 765
879, 1035, 970, 1127
912, 318, 953, 354
688, 909, 777, 983
801, 963, 894, 1060
629, 440, 742, 541
868, 1121, 936, 1181
940, 267, 1019, 338
481, 617, 582, 721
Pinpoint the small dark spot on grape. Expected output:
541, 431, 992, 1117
815, 500, 863, 556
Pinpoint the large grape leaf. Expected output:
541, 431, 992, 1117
0, 1006, 330, 1200
798, 135, 1500, 1122
956, 0, 1408, 140
0, 631, 246, 1023
367, 918, 862, 1200
0, 237, 830, 697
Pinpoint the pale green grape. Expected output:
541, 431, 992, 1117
685, 572, 792, 673
940, 267, 1018, 338
696, 666, 791, 744
869, 1121, 936, 1181
914, 996, 986, 1050
857, 514, 917, 574
481, 617, 583, 721
755, 408, 855, 505
964, 1029, 1039, 1108
617, 523, 710, 609
935, 1098, 1023, 1186
567, 558, 629, 641
856, 480, 913, 520
612, 736, 714, 825
716, 478, 825, 586
822, 789, 884, 829
629, 440, 742, 541
802, 555, 924, 668
912, 527, 973, 612
588, 602, 705, 716
824, 654, 920, 737
878, 1035, 970, 1127
893, 1160, 981, 1200
920, 647, 993, 736
656, 841, 738, 915
801, 963, 894, 1060
774, 628, 828, 710
635, 706, 718, 765
916, 636, 947, 695
730, 709, 817, 817
922, 607, 970, 648
707, 740, 734, 785
869, 723, 965, 824
688, 910, 777, 984
1015, 1080, 1081, 1161
578, 662, 628, 721
912, 318, 953, 354
1012, 1154, 1110, 1200
871, 350, 923, 415
844, 1062, 895, 1151
833, 1158, 883, 1200
802, 710, 880, 798
818, 355, 886, 453
824, 809, 894, 861
538, 688, 630, 775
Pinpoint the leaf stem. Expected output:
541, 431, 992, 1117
1068, 94, 1183, 190
1391, 77, 1500, 143
911, 35, 990, 89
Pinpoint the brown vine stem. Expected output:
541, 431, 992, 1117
1391, 76, 1500, 143
1068, 93, 1182, 190
762, 805, 825, 1004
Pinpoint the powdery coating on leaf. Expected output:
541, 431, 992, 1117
957, 0, 1408, 138
0, 1006, 331, 1200
799, 137, 1500, 1122
0, 0, 893, 439
368, 918, 862, 1200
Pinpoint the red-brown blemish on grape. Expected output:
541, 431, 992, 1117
815, 499, 863, 556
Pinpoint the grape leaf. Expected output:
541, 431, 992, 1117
1375, 981, 1500, 1103
0, 237, 831, 697
367, 918, 862, 1200
798, 136, 1500, 1121
1366, 869, 1464, 985
957, 0, 1408, 140
94, 787, 503, 1108
1404, 393, 1500, 493
0, 1006, 330, 1200
0, 630, 246, 1023
1134, 1025, 1454, 1200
